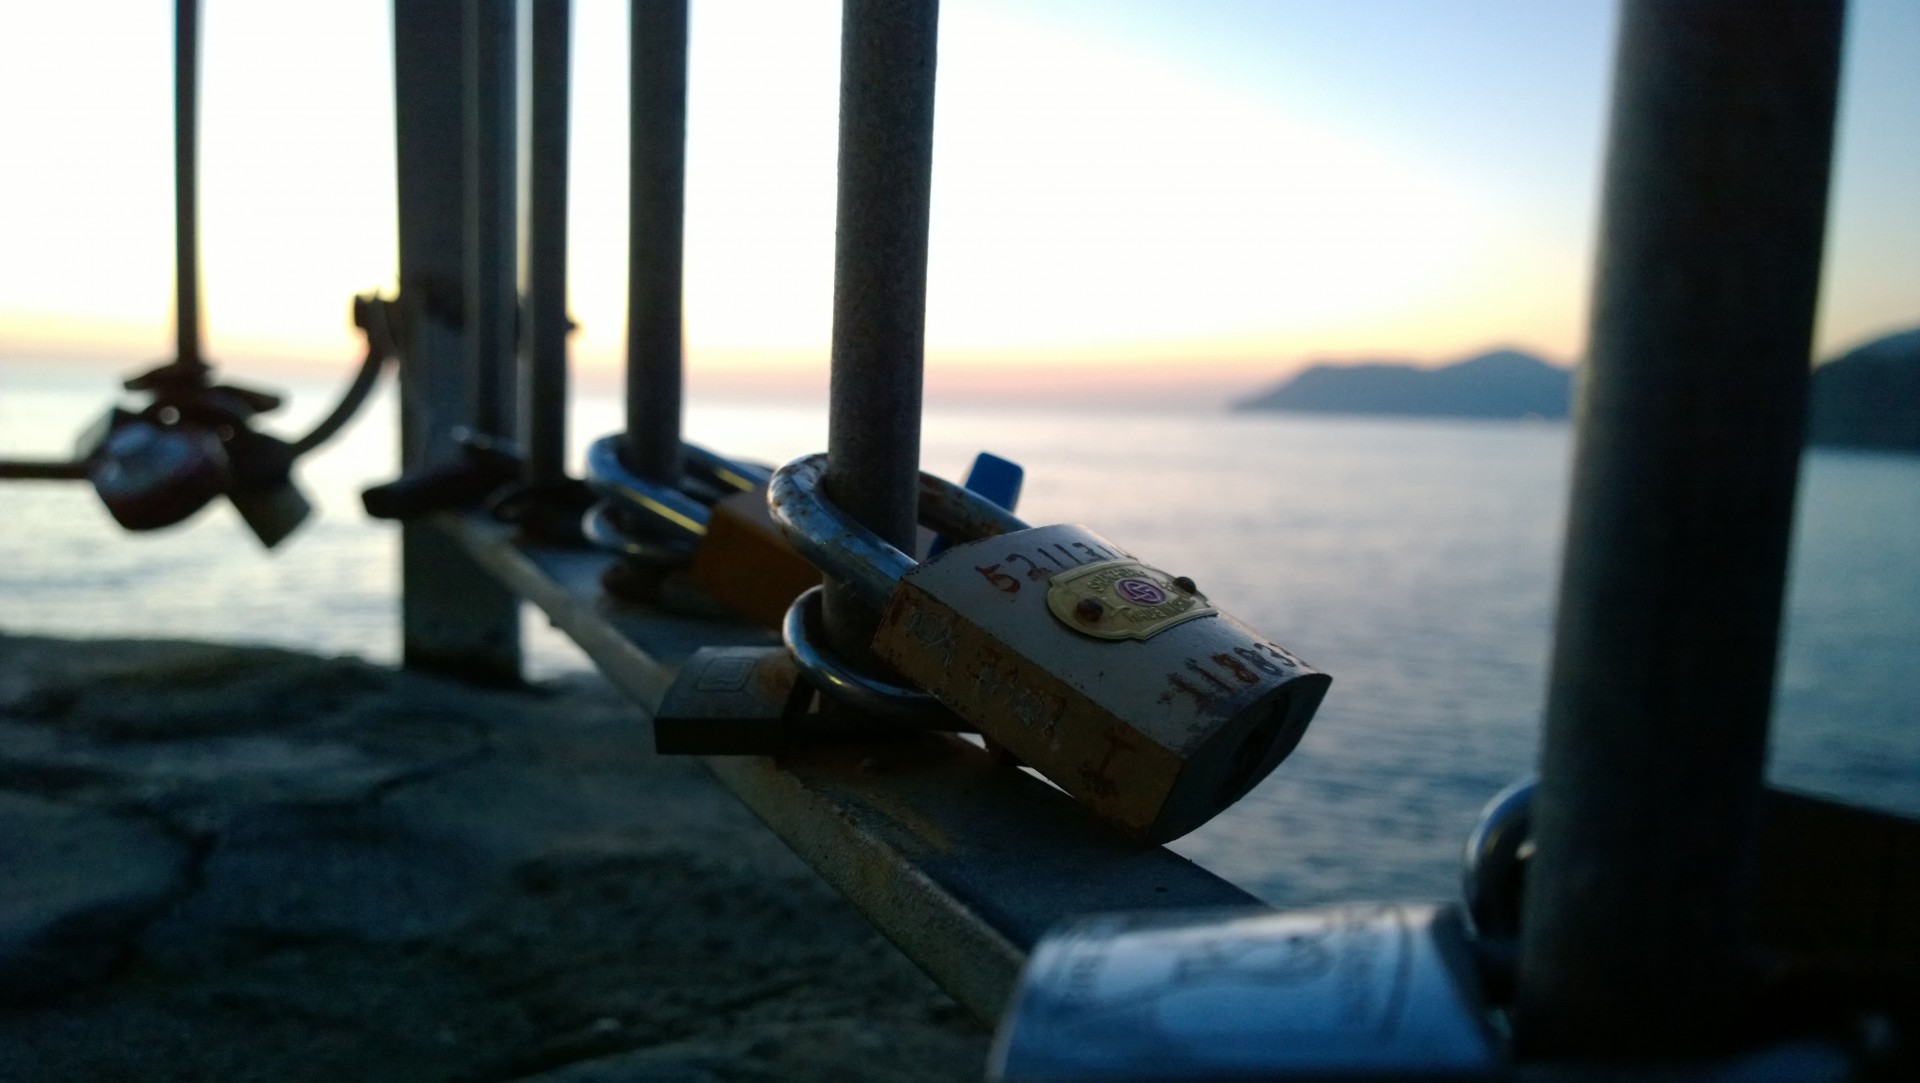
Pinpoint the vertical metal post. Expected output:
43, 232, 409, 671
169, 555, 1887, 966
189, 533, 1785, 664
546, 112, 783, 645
173, 0, 204, 371
393, 0, 522, 682
821, 0, 940, 661
522, 0, 572, 484
1516, 0, 1845, 1059
622, 0, 688, 485
466, 0, 518, 439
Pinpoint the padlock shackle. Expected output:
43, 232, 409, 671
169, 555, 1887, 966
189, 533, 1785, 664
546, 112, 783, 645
681, 444, 770, 495
768, 453, 1029, 610
782, 585, 959, 726
585, 434, 713, 539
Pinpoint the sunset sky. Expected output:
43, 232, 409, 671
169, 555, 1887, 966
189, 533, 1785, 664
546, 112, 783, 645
1, 0, 1915, 403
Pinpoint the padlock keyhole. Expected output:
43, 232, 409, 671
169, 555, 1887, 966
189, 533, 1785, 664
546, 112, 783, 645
1217, 694, 1294, 806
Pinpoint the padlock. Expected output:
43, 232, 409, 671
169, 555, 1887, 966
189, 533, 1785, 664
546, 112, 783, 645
653, 638, 956, 756
1463, 778, 1920, 977
582, 434, 735, 556
687, 447, 1019, 628
654, 646, 811, 756
220, 425, 312, 549
86, 413, 231, 531
688, 487, 824, 628
769, 453, 1331, 843
585, 434, 826, 626
990, 904, 1503, 1081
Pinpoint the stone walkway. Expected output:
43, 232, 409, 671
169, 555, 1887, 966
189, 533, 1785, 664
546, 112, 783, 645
0, 636, 987, 1081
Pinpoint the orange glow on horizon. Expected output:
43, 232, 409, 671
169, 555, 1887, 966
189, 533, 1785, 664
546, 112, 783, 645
2, 1, 1915, 404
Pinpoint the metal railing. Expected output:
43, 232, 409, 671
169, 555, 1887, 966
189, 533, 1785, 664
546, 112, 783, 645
395, 0, 1259, 1022
1518, 0, 1846, 1058
381, 0, 1882, 1072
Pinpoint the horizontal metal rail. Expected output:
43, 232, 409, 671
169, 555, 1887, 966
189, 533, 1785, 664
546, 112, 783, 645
0, 461, 89, 481
438, 513, 1264, 1020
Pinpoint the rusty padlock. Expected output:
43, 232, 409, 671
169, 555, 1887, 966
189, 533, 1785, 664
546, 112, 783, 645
770, 454, 1331, 843
688, 486, 823, 627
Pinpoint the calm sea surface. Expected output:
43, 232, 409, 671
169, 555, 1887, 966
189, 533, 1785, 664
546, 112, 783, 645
4, 365, 1917, 907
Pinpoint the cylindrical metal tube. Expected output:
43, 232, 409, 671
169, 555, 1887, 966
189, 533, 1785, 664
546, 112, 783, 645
1515, 0, 1845, 1059
622, 0, 688, 485
821, 0, 940, 661
173, 0, 203, 371
522, 0, 572, 484
0, 461, 89, 481
464, 0, 518, 438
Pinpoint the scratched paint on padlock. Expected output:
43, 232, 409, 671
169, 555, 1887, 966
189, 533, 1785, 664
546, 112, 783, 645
917, 618, 1065, 748
1045, 559, 1219, 641
903, 601, 956, 670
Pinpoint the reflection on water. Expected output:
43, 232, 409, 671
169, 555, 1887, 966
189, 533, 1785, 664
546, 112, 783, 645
3, 368, 1917, 905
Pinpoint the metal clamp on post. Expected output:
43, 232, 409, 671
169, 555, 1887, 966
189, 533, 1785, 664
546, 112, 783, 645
362, 426, 520, 521
485, 476, 598, 546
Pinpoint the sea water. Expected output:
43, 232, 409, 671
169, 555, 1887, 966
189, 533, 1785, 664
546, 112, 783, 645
3, 364, 1916, 907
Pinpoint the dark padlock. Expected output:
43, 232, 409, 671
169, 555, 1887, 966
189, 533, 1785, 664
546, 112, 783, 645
1463, 778, 1920, 977
85, 414, 230, 531
770, 453, 1330, 843
654, 646, 812, 756
220, 426, 312, 549
991, 904, 1503, 1081
363, 428, 522, 520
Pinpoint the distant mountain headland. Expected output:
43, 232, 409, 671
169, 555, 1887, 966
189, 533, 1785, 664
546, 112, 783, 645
1232, 348, 1571, 419
1235, 329, 1920, 453
1808, 328, 1920, 453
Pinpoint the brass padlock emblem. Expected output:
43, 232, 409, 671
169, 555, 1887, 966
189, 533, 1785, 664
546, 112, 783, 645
1045, 559, 1217, 641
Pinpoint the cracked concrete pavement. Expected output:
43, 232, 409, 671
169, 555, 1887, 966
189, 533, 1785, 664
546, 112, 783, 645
0, 635, 987, 1082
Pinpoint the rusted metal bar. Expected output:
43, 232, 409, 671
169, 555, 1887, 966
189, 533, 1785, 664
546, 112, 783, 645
1516, 0, 1846, 1059
522, 0, 572, 485
439, 512, 1262, 1020
822, 0, 941, 664
173, 0, 204, 372
464, 0, 518, 439
392, 0, 521, 681
622, 0, 688, 485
